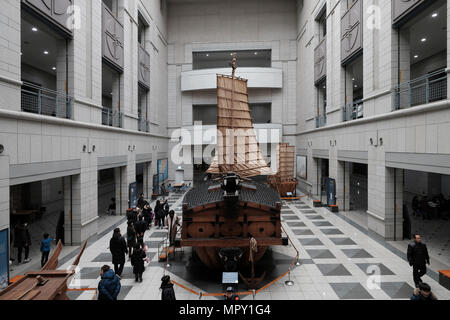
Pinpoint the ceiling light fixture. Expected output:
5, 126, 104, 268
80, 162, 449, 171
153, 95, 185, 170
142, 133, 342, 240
43, 51, 49, 55
414, 55, 419, 59
421, 38, 427, 42
432, 13, 438, 18
31, 27, 38, 32
52, 67, 56, 70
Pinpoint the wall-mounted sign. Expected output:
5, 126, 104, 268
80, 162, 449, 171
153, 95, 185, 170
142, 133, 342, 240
314, 37, 327, 84
23, 0, 73, 37
0, 229, 9, 290
296, 155, 307, 181
138, 45, 150, 89
158, 159, 169, 182
341, 0, 363, 65
102, 3, 124, 71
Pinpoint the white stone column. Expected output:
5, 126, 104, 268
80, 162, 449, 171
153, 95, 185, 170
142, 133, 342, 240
143, 161, 152, 199
447, 0, 450, 98
0, 0, 21, 111
308, 152, 320, 199
337, 161, 351, 210
399, 28, 411, 84
367, 147, 404, 240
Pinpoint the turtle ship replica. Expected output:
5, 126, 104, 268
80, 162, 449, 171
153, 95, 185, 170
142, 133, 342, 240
267, 143, 298, 198
179, 54, 288, 289
0, 240, 87, 300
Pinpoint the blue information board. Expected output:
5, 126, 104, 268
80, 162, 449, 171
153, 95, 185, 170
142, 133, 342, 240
0, 229, 9, 290
129, 182, 137, 209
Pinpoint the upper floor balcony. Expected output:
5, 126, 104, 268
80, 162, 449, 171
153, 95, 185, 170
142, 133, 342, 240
315, 114, 327, 128
138, 116, 150, 133
21, 82, 73, 119
181, 67, 283, 92
342, 100, 364, 122
393, 68, 447, 111
102, 108, 123, 128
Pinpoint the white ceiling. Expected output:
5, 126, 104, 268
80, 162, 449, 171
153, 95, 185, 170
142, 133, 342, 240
407, 0, 447, 64
21, 11, 63, 77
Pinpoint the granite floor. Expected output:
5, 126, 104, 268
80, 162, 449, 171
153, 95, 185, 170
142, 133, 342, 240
56, 192, 450, 300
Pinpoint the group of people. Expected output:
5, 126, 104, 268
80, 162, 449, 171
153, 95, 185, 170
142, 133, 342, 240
411, 194, 450, 221
12, 221, 55, 268
97, 193, 178, 300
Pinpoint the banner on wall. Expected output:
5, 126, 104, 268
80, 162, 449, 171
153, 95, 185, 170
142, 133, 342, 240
157, 159, 169, 182
296, 155, 307, 180
129, 182, 137, 209
0, 229, 9, 290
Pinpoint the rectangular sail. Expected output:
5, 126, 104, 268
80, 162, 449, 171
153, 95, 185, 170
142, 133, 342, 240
276, 143, 295, 182
207, 74, 272, 178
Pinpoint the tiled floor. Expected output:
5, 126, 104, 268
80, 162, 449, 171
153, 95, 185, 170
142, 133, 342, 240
55, 193, 450, 300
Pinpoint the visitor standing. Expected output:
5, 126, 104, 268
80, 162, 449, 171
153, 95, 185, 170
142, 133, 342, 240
98, 265, 121, 301
126, 221, 137, 259
407, 234, 430, 287
14, 221, 31, 264
109, 228, 128, 277
40, 233, 54, 267
131, 244, 146, 282
160, 275, 176, 300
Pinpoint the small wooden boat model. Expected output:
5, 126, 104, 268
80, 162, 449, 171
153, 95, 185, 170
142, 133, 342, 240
0, 240, 87, 300
267, 143, 298, 197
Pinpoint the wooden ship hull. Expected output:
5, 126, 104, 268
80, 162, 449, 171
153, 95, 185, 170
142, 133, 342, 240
180, 180, 285, 270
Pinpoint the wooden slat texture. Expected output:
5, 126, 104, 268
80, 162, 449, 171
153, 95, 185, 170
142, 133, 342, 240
207, 75, 272, 178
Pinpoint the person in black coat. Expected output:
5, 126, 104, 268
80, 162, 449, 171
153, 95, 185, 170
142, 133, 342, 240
131, 244, 146, 282
137, 193, 146, 210
407, 234, 430, 287
160, 275, 176, 300
135, 216, 147, 238
14, 222, 32, 264
126, 221, 137, 259
127, 208, 138, 224
109, 228, 128, 277
154, 200, 164, 229
163, 200, 170, 218
98, 265, 121, 300
142, 202, 152, 230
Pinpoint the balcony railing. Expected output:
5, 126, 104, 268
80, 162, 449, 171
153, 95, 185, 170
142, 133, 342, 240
393, 68, 447, 111
102, 108, 123, 128
315, 114, 327, 128
342, 100, 363, 122
138, 116, 149, 132
21, 82, 73, 119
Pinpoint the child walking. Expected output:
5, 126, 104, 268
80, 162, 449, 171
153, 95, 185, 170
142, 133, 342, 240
40, 233, 54, 267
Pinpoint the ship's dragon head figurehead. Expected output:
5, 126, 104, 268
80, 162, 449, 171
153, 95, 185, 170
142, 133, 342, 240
218, 247, 244, 272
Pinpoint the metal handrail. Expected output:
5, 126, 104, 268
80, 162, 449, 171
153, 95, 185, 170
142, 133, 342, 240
138, 116, 149, 132
21, 81, 73, 119
101, 108, 123, 128
315, 114, 327, 128
393, 68, 447, 110
342, 99, 363, 122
